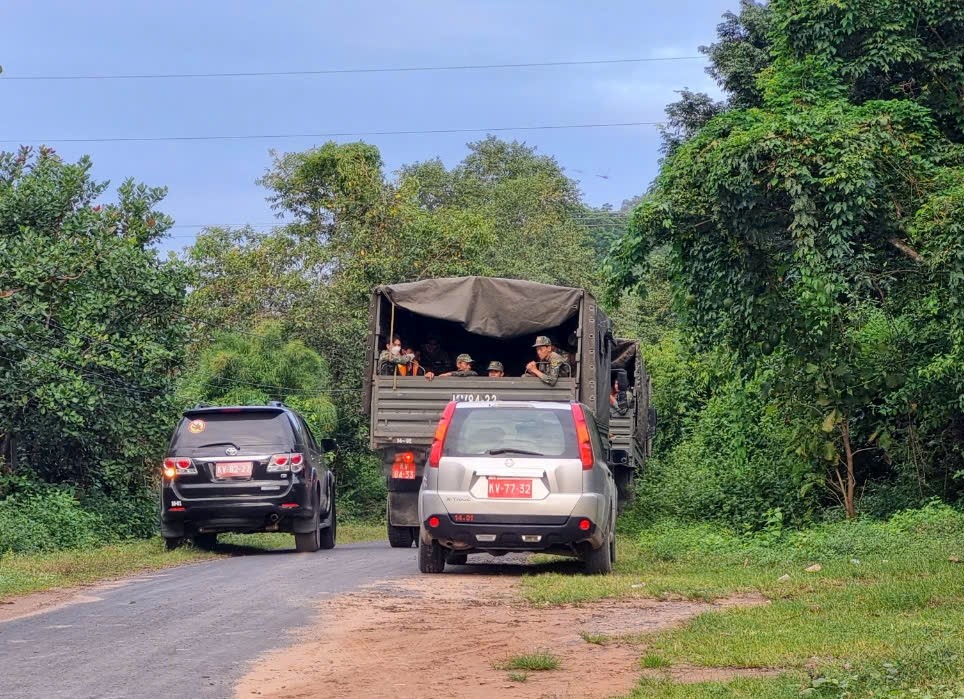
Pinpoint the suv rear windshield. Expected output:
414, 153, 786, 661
443, 406, 579, 459
170, 411, 295, 452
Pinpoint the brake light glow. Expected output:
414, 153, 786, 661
281, 503, 299, 509
268, 453, 305, 473
428, 516, 441, 528
570, 404, 595, 469
428, 402, 457, 467
163, 457, 197, 477
579, 518, 592, 531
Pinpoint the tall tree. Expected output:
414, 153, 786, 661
610, 1, 964, 517
0, 147, 189, 496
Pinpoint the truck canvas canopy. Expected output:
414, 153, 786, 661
375, 277, 585, 338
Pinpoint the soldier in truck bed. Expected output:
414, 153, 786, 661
428, 353, 478, 379
525, 335, 568, 386
419, 336, 451, 375
377, 336, 413, 375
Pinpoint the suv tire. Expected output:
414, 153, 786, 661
388, 523, 415, 548
295, 498, 321, 553
418, 535, 446, 574
192, 533, 218, 550
584, 529, 613, 575
319, 484, 336, 550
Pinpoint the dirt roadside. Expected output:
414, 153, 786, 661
235, 568, 767, 699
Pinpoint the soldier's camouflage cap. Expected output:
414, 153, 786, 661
532, 335, 553, 347
456, 353, 474, 364
487, 361, 504, 372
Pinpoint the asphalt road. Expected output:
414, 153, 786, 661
0, 541, 421, 699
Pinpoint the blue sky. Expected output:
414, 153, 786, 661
3, 1, 732, 252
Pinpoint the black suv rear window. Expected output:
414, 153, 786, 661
170, 411, 295, 452
443, 407, 579, 458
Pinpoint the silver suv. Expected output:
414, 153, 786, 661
417, 401, 616, 574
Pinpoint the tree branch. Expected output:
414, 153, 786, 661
888, 237, 923, 262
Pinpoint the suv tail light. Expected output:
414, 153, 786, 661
163, 457, 197, 477
570, 404, 594, 470
429, 402, 457, 467
268, 453, 305, 473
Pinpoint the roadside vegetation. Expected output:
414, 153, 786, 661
526, 503, 964, 697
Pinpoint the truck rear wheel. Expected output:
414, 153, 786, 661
388, 523, 415, 548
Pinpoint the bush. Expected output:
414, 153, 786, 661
79, 488, 158, 541
335, 450, 386, 522
633, 370, 821, 531
633, 503, 964, 567
0, 490, 105, 554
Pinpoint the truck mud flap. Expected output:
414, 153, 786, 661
388, 491, 420, 527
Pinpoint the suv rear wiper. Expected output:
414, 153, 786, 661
486, 448, 546, 457
193, 441, 240, 450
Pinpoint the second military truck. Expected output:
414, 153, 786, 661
361, 276, 650, 546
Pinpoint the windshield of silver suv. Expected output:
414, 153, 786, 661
443, 406, 579, 458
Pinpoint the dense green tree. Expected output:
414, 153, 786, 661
176, 321, 337, 438
0, 147, 189, 498
610, 1, 964, 517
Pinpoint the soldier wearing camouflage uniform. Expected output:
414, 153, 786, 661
526, 335, 567, 386
429, 353, 478, 378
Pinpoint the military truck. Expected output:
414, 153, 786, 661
609, 338, 655, 508
361, 276, 650, 547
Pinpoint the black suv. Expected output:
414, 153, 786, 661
160, 402, 336, 553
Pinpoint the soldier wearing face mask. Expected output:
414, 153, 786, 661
378, 335, 414, 375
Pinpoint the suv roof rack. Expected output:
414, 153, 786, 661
267, 400, 286, 408
193, 402, 212, 409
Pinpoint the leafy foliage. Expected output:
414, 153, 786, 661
176, 320, 337, 439
0, 147, 189, 502
610, 0, 964, 518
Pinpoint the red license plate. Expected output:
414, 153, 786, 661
215, 461, 253, 478
487, 478, 533, 498
391, 462, 417, 479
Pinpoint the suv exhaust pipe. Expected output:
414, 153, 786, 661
267, 513, 280, 524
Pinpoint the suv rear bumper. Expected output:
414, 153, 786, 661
421, 513, 603, 554
160, 489, 318, 537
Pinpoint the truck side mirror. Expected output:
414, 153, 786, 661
648, 408, 658, 431
320, 438, 338, 453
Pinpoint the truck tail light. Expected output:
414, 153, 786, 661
268, 453, 305, 473
428, 402, 457, 467
163, 457, 197, 477
570, 404, 594, 470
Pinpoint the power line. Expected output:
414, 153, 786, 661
1, 56, 704, 82
2, 121, 660, 145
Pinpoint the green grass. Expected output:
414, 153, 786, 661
507, 671, 529, 683
521, 504, 964, 698
0, 521, 384, 601
641, 654, 671, 669
579, 631, 612, 645
496, 650, 561, 672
